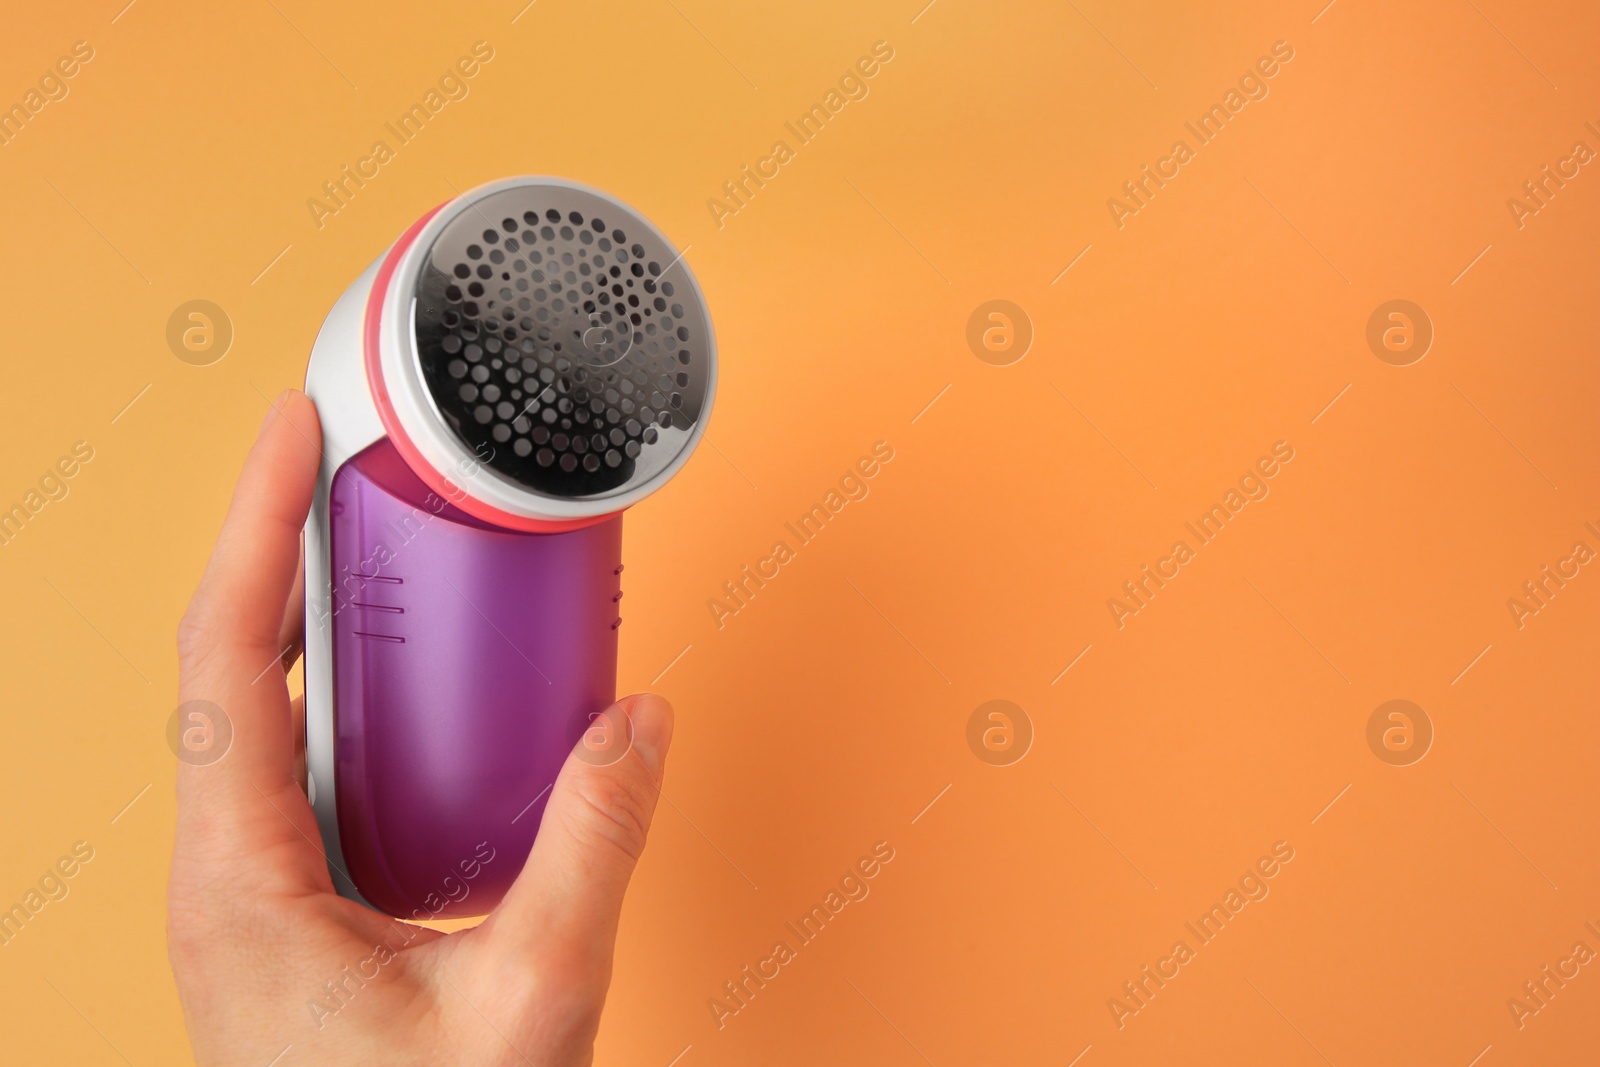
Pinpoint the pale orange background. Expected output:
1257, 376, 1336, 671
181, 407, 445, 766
2, 1, 1598, 1064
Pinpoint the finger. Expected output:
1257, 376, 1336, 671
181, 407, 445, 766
474, 693, 673, 984
174, 391, 325, 883
276, 542, 307, 673
180, 390, 321, 682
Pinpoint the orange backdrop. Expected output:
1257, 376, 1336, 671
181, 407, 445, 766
2, 1, 1597, 1064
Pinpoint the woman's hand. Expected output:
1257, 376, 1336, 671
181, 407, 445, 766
168, 389, 673, 1065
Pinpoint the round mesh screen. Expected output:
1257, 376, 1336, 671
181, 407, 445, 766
411, 183, 711, 500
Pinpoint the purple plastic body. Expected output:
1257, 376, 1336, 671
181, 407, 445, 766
328, 438, 621, 918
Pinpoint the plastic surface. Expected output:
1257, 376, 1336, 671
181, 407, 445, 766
327, 437, 622, 918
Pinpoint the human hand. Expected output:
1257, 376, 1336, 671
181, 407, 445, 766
168, 389, 674, 1066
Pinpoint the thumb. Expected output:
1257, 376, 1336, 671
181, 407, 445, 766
475, 693, 673, 981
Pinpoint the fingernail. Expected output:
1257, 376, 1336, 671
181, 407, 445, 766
627, 694, 674, 774
259, 390, 290, 431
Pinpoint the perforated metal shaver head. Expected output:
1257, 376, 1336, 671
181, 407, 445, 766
411, 180, 713, 502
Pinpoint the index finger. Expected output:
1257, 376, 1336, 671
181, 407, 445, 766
173, 390, 324, 889
178, 389, 321, 681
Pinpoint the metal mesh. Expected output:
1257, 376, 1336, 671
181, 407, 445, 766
412, 183, 710, 499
